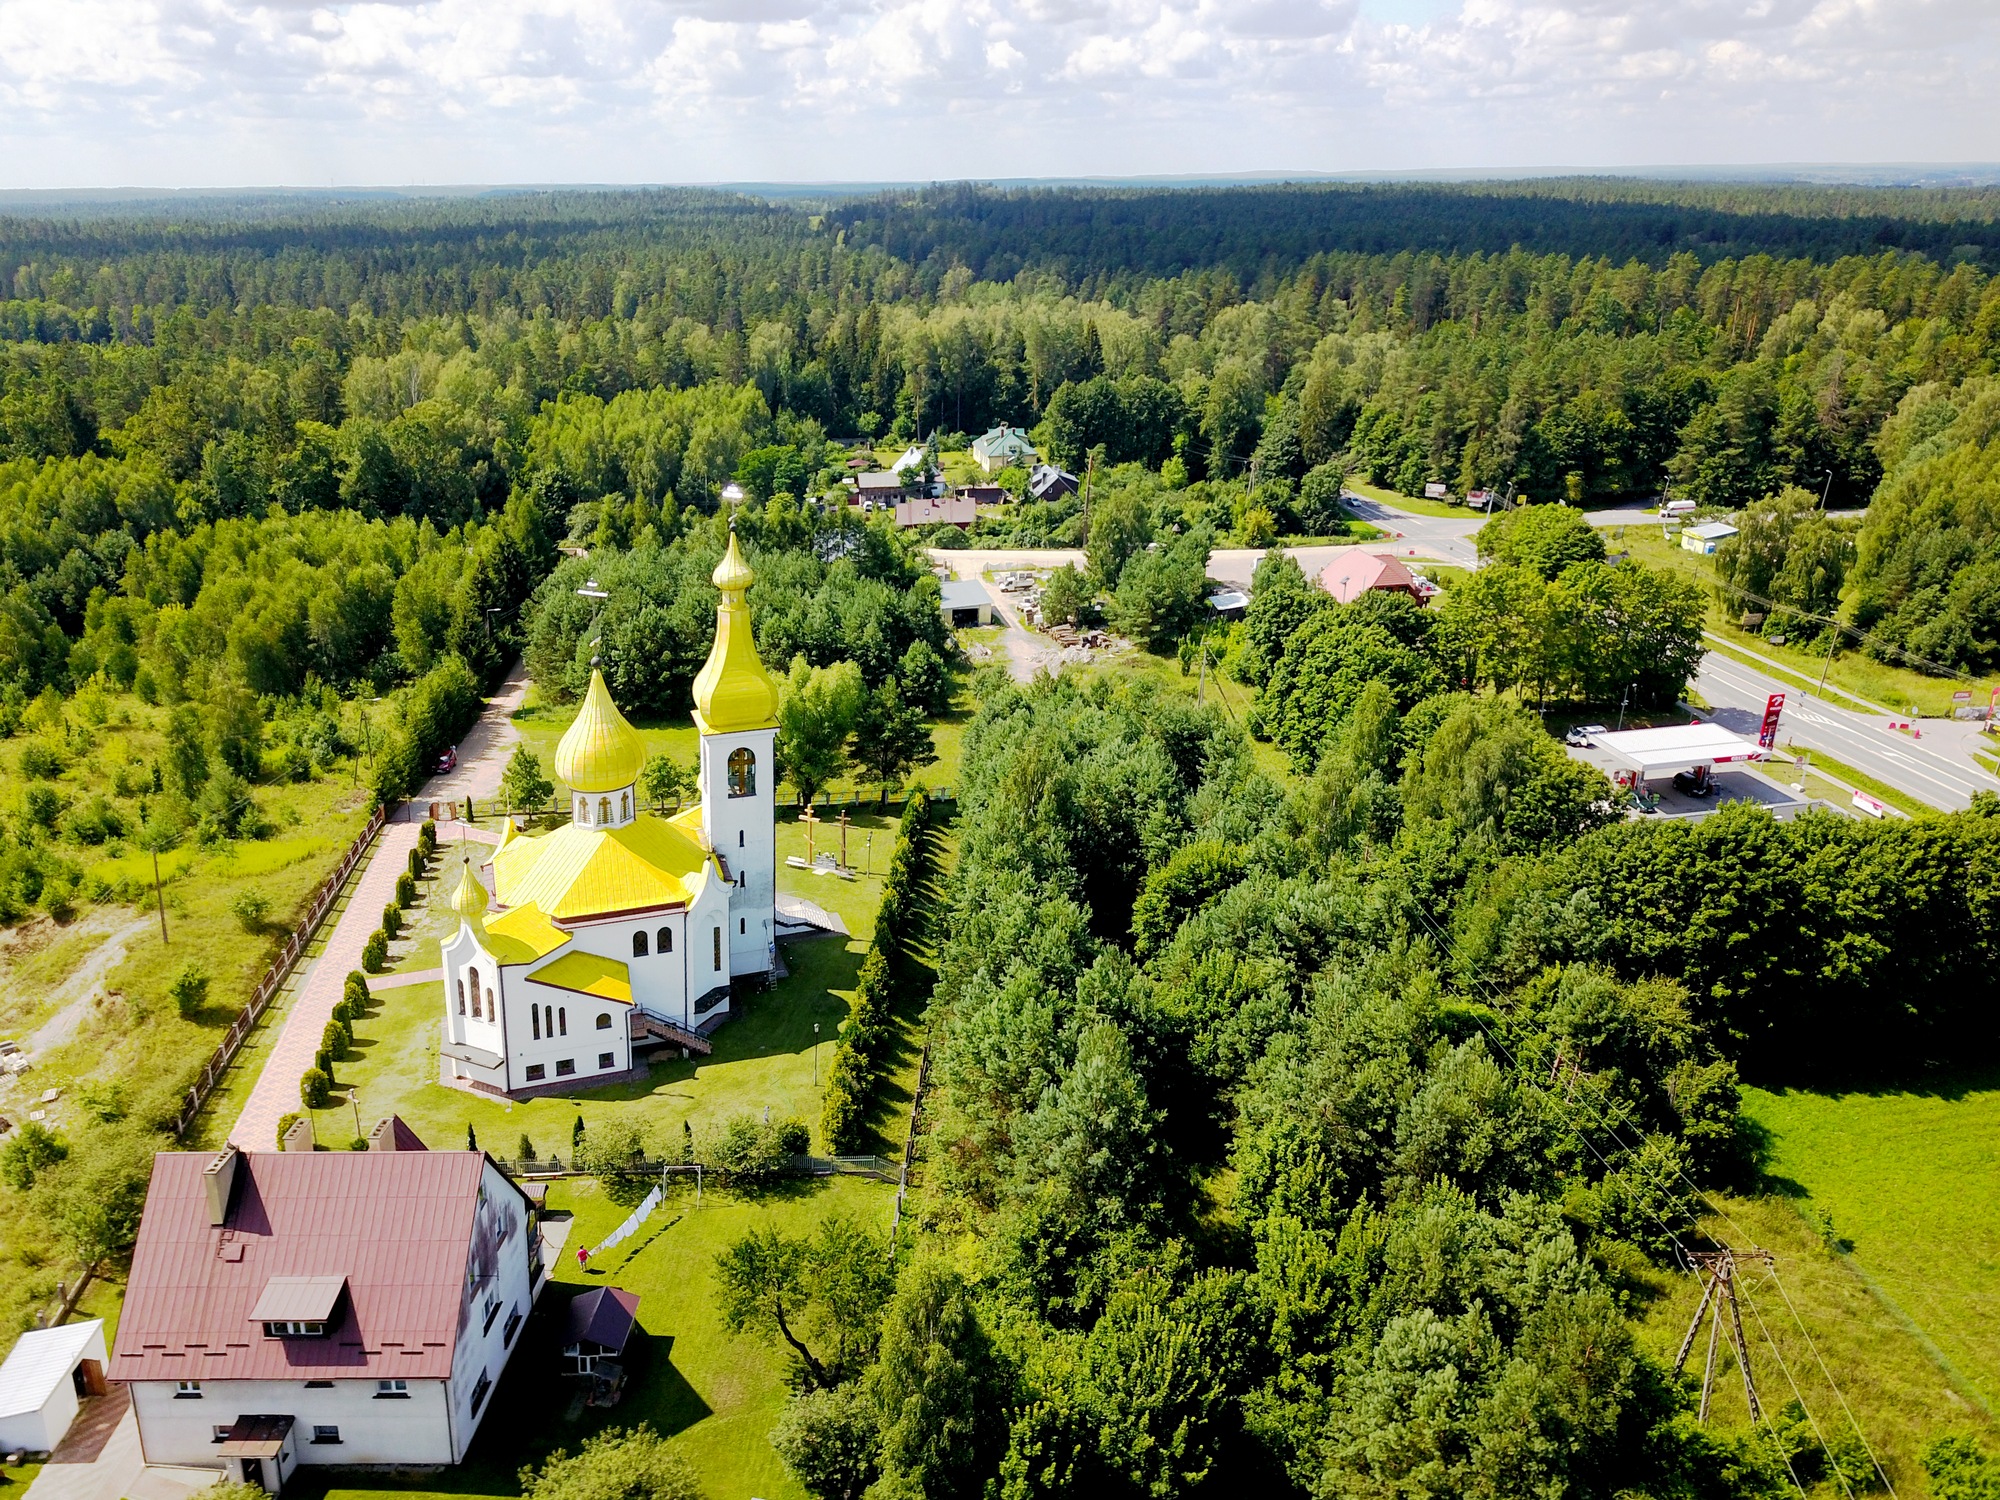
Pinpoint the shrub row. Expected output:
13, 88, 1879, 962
821, 790, 944, 1155
370, 657, 483, 806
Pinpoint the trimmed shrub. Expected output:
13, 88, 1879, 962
419, 819, 437, 856
396, 871, 417, 907
321, 1018, 351, 1061
408, 847, 425, 882
380, 903, 401, 939
344, 971, 370, 1017
300, 1068, 331, 1109
362, 930, 388, 972
275, 1112, 302, 1150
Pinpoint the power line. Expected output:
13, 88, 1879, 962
1394, 897, 1890, 1477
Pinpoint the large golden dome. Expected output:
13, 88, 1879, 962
555, 669, 649, 793
692, 533, 781, 734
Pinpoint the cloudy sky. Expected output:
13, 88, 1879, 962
0, 0, 1995, 188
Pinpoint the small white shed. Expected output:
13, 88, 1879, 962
0, 1319, 108, 1454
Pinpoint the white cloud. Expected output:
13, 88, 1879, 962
0, 0, 1994, 185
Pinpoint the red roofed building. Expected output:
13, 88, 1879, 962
1317, 551, 1422, 605
114, 1128, 539, 1490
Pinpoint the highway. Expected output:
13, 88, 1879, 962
1694, 650, 2000, 811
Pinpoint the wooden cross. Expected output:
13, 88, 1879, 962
801, 803, 819, 864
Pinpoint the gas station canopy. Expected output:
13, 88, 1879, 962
1591, 723, 1766, 778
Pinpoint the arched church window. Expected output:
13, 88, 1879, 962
468, 968, 481, 1019
657, 927, 673, 953
532, 1005, 540, 1040
596, 1012, 612, 1030
577, 797, 589, 825
598, 797, 611, 823
558, 1007, 568, 1036
620, 792, 630, 821
485, 986, 495, 1016
633, 930, 648, 957
728, 748, 754, 798
457, 979, 465, 1015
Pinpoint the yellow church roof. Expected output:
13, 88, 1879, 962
491, 812, 712, 921
527, 951, 633, 1006
555, 669, 649, 793
483, 903, 572, 965
692, 533, 781, 734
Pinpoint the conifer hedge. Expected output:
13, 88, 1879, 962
821, 790, 944, 1155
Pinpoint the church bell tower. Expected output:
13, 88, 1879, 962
691, 529, 781, 978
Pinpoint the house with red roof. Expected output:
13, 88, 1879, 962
1317, 551, 1423, 605
113, 1127, 538, 1491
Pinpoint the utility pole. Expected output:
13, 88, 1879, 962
151, 845, 169, 944
1080, 450, 1095, 547
1814, 623, 1841, 698
1673, 1247, 1773, 1424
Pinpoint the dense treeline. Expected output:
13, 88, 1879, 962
827, 179, 2000, 288
745, 667, 2000, 1500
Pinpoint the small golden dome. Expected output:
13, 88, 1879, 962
450, 860, 488, 925
693, 535, 781, 733
711, 532, 756, 593
555, 669, 649, 793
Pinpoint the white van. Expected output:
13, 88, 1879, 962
1661, 498, 1696, 517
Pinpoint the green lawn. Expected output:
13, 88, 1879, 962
1634, 1189, 1999, 1497
1741, 1077, 2000, 1423
297, 1173, 895, 1500
1341, 477, 1485, 520
280, 800, 919, 1500
309, 806, 907, 1160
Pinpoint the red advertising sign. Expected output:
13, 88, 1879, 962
1757, 692, 1785, 750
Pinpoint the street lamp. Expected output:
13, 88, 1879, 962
1818, 470, 1834, 509
812, 1023, 820, 1087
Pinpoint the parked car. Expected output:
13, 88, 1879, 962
1672, 767, 1716, 797
437, 745, 457, 774
1565, 724, 1609, 747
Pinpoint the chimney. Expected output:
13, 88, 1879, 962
203, 1146, 241, 1227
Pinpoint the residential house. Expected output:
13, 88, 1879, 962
1027, 464, 1078, 502
1318, 551, 1423, 605
954, 484, 1007, 506
562, 1289, 640, 1377
855, 472, 908, 508
971, 426, 1036, 473
1680, 521, 1740, 555
114, 1134, 539, 1492
894, 492, 979, 528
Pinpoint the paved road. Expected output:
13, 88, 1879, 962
1695, 651, 2000, 811
1336, 494, 1482, 567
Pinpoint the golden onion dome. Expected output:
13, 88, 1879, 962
450, 859, 489, 926
555, 669, 649, 793
692, 533, 781, 733
712, 531, 757, 593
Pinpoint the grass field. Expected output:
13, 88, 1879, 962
1635, 1189, 1999, 1496
1742, 1077, 2000, 1420
293, 1173, 896, 1500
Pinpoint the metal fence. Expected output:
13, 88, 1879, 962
171, 802, 392, 1138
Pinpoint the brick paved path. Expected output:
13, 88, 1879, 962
229, 821, 419, 1151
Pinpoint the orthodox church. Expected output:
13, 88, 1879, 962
440, 533, 780, 1098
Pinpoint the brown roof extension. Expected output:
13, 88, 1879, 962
114, 1146, 519, 1383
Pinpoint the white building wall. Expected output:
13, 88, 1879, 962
513, 978, 628, 1087
0, 1377, 75, 1453
698, 726, 776, 979
129, 1377, 454, 1467
445, 1160, 536, 1461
